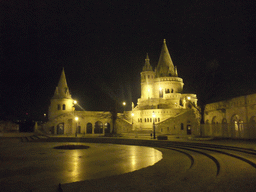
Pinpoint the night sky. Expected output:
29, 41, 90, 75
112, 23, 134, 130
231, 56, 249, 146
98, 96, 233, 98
1, 0, 255, 121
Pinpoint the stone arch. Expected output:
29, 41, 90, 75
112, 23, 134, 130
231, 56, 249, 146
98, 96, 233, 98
86, 123, 92, 134
94, 121, 103, 134
231, 115, 239, 138
212, 116, 217, 124
57, 123, 64, 135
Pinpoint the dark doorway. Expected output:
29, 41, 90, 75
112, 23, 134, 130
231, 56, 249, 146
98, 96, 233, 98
187, 125, 191, 135
57, 123, 64, 134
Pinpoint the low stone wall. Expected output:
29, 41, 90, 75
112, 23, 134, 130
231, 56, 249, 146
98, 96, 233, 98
0, 132, 34, 137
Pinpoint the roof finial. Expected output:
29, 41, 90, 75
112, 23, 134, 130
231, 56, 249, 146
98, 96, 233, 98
163, 39, 166, 43
146, 53, 149, 60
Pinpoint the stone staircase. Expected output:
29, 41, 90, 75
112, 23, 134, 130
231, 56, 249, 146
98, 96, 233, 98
21, 135, 49, 142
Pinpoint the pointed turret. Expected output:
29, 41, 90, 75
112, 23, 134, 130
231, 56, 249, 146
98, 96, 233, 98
53, 68, 71, 99
48, 68, 74, 121
142, 53, 153, 71
140, 53, 155, 99
156, 39, 176, 77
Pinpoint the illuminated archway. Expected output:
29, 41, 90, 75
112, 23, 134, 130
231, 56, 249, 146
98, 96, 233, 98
231, 115, 239, 138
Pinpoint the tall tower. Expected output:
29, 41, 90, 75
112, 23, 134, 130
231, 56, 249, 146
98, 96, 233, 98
156, 39, 178, 78
154, 39, 183, 99
48, 68, 74, 120
140, 53, 155, 99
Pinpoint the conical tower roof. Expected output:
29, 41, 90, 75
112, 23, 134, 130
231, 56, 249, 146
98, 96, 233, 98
52, 68, 72, 99
156, 39, 175, 77
142, 53, 153, 71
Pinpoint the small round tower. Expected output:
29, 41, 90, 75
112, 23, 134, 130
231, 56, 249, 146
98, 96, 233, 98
48, 68, 74, 120
140, 53, 155, 99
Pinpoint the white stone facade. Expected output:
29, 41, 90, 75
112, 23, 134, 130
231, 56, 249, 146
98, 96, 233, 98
204, 94, 256, 138
123, 40, 200, 135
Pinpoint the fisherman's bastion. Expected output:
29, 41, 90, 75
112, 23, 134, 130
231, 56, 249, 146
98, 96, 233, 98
42, 40, 256, 139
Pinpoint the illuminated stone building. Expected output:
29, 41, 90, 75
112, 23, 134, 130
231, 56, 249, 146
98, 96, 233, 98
203, 94, 256, 139
43, 40, 200, 136
124, 39, 200, 135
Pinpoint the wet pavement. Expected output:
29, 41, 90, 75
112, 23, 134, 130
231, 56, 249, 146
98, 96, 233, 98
1, 134, 256, 191
0, 141, 162, 192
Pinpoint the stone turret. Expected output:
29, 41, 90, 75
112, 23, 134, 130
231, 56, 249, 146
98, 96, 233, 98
140, 54, 155, 99
156, 39, 177, 77
48, 68, 74, 120
52, 68, 72, 99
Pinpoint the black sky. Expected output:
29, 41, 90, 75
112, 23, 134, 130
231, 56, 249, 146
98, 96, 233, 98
1, 0, 255, 120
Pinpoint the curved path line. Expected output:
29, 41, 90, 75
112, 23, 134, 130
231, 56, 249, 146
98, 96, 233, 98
162, 147, 194, 169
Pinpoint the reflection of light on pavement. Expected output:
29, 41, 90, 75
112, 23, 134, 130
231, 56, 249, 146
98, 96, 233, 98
69, 150, 80, 182
148, 147, 162, 165
129, 146, 162, 171
130, 146, 137, 171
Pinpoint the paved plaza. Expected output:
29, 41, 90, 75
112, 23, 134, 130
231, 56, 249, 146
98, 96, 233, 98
0, 134, 256, 191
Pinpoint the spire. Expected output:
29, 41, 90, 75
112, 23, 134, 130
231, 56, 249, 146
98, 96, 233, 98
156, 39, 176, 77
53, 68, 72, 99
142, 53, 153, 71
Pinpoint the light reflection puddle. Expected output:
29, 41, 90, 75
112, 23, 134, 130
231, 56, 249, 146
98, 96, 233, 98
63, 143, 163, 183
0, 143, 163, 187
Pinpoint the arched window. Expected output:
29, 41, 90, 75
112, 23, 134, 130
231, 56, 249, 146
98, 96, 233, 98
171, 89, 174, 93
144, 118, 146, 122
62, 104, 66, 110
159, 89, 163, 98
148, 75, 150, 79
158, 118, 160, 122
150, 118, 152, 122
57, 104, 61, 110
181, 123, 184, 130
94, 121, 103, 134
147, 118, 149, 122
